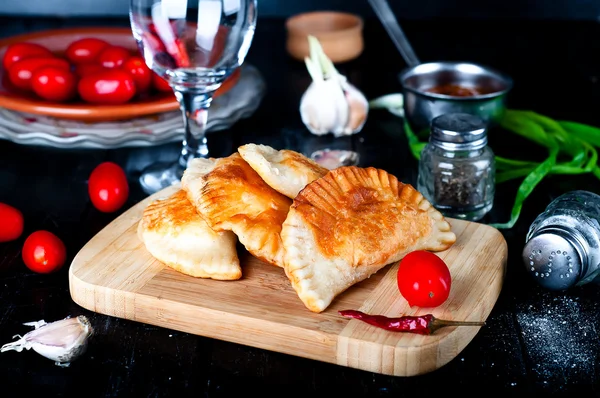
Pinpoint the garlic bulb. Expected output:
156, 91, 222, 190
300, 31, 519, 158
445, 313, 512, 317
300, 35, 369, 137
1, 315, 93, 367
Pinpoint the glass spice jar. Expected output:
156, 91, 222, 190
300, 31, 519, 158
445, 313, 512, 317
416, 113, 496, 221
522, 190, 600, 291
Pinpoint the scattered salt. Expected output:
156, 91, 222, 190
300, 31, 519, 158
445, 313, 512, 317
516, 294, 598, 387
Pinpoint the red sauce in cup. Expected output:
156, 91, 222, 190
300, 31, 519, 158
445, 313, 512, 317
426, 84, 494, 97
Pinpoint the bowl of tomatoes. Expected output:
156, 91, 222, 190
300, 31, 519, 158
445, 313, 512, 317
0, 27, 240, 122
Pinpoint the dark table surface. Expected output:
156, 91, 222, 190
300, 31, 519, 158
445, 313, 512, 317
2, 14, 600, 398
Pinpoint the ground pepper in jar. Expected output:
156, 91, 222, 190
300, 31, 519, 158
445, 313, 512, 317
417, 113, 496, 221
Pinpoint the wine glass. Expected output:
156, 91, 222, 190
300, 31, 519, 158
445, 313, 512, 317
129, 0, 257, 194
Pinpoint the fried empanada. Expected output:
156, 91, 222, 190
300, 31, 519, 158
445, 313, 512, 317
281, 166, 457, 313
137, 189, 242, 280
181, 153, 292, 267
238, 143, 328, 199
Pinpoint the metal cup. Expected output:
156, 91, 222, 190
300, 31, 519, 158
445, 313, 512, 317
399, 61, 513, 134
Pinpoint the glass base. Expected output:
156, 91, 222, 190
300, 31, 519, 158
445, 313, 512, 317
139, 161, 184, 195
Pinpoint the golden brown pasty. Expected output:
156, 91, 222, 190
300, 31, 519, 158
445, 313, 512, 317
237, 143, 328, 199
181, 153, 292, 267
281, 166, 457, 313
137, 189, 242, 280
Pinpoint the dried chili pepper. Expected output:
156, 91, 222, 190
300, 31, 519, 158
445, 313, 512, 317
166, 38, 191, 68
147, 22, 191, 68
339, 310, 485, 335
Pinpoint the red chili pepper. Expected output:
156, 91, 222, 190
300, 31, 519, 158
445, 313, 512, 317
166, 38, 190, 68
339, 310, 485, 335
142, 32, 167, 54
147, 22, 191, 68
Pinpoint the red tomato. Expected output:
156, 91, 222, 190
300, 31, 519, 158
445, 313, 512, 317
74, 63, 107, 78
65, 37, 110, 64
2, 42, 53, 71
151, 72, 172, 92
88, 162, 129, 213
31, 66, 77, 102
97, 45, 132, 69
22, 230, 66, 274
8, 57, 71, 91
0, 202, 24, 242
397, 250, 452, 308
121, 56, 152, 93
78, 70, 136, 104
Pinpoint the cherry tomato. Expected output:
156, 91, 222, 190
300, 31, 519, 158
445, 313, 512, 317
22, 230, 67, 274
2, 42, 53, 71
97, 45, 132, 69
151, 72, 172, 92
78, 70, 136, 104
74, 63, 107, 78
65, 37, 110, 64
121, 56, 152, 93
31, 66, 77, 102
0, 202, 24, 242
397, 250, 452, 308
8, 57, 71, 91
88, 162, 129, 213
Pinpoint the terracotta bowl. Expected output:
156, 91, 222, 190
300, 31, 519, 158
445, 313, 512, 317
285, 11, 364, 63
0, 27, 240, 122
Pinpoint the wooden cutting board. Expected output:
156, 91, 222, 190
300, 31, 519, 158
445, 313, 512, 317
69, 184, 507, 377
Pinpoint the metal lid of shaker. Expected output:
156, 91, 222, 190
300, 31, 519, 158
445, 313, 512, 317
522, 226, 588, 291
430, 113, 488, 151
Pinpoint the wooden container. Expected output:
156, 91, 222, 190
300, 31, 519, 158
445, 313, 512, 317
285, 11, 364, 63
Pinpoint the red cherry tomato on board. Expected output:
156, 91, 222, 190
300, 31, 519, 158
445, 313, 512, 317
88, 162, 129, 213
2, 42, 54, 70
121, 56, 152, 93
22, 230, 67, 274
8, 57, 71, 91
151, 72, 172, 92
397, 250, 452, 308
31, 66, 77, 102
65, 37, 110, 64
97, 45, 132, 69
0, 202, 24, 242
78, 69, 136, 104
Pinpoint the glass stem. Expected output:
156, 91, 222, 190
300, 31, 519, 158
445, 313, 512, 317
174, 89, 214, 171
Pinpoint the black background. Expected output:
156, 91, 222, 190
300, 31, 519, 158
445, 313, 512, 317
2, 1, 600, 397
1, 0, 600, 20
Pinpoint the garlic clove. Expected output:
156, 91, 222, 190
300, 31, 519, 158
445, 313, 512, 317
1, 315, 93, 367
311, 149, 360, 170
341, 80, 369, 136
300, 35, 369, 137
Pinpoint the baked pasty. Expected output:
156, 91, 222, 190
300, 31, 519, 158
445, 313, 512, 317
238, 143, 328, 199
181, 153, 292, 267
137, 189, 242, 280
281, 166, 457, 313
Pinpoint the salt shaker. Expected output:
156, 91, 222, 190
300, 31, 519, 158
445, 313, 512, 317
417, 113, 496, 221
522, 190, 600, 291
